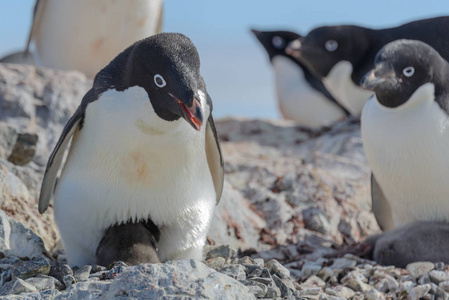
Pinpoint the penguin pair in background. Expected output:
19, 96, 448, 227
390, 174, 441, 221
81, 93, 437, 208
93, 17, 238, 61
4, 0, 163, 77
286, 16, 449, 116
361, 39, 449, 231
38, 32, 224, 267
251, 29, 349, 128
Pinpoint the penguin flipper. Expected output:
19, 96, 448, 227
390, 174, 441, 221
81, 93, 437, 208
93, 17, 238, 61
205, 115, 224, 204
38, 109, 82, 214
25, 0, 46, 55
371, 173, 395, 231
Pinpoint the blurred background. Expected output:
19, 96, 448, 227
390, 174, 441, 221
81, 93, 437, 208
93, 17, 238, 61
0, 0, 447, 119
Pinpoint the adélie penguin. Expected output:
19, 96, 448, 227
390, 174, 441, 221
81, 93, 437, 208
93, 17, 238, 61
27, 0, 164, 77
38, 33, 224, 267
286, 16, 449, 116
360, 39, 449, 231
251, 29, 349, 128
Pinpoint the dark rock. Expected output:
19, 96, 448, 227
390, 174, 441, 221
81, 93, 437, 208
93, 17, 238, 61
11, 257, 50, 280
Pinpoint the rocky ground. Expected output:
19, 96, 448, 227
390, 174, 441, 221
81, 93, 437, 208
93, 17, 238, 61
0, 63, 448, 299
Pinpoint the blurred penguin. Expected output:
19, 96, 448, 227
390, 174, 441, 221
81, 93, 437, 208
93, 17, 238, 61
252, 29, 349, 128
24, 0, 163, 77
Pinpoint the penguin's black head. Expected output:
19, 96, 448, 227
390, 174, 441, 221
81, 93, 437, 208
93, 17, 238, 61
124, 33, 204, 131
285, 25, 371, 80
251, 29, 301, 61
361, 39, 447, 108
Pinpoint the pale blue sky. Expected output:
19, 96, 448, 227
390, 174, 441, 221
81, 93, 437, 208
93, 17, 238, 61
1, 1, 447, 118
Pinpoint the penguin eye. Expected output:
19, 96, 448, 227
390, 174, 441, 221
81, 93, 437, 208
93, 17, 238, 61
325, 40, 338, 52
154, 74, 166, 88
272, 36, 285, 49
402, 66, 415, 77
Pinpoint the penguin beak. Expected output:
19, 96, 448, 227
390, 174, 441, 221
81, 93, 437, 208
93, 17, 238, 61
168, 93, 203, 131
361, 70, 386, 91
285, 38, 303, 57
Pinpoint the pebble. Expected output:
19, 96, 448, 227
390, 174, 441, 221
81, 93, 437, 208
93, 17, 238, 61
11, 257, 51, 280
0, 278, 37, 295
204, 245, 236, 262
239, 279, 268, 298
406, 262, 435, 279
205, 257, 226, 269
272, 274, 292, 297
331, 258, 357, 271
365, 288, 385, 300
265, 259, 290, 279
440, 281, 449, 292
25, 275, 62, 292
265, 285, 281, 298
429, 270, 449, 284
408, 284, 431, 299
303, 275, 326, 287
48, 263, 73, 284
325, 285, 355, 298
220, 264, 246, 281
63, 274, 76, 288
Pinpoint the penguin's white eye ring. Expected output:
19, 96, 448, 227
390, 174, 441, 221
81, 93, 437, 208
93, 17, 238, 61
272, 36, 285, 49
154, 74, 166, 88
402, 66, 415, 77
325, 40, 338, 52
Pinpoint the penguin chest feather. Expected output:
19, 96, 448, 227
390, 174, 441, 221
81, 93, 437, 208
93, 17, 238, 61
362, 83, 449, 226
272, 56, 345, 127
53, 87, 216, 263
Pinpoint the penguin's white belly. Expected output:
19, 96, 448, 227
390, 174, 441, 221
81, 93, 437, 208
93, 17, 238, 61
272, 56, 345, 128
34, 0, 162, 77
53, 87, 216, 266
323, 61, 373, 116
362, 87, 449, 227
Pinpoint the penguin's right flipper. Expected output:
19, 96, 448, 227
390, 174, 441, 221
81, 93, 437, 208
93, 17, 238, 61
38, 108, 82, 214
371, 173, 395, 231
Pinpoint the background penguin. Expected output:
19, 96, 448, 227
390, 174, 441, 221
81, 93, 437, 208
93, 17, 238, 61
38, 32, 224, 267
251, 29, 349, 128
96, 220, 161, 267
286, 16, 449, 116
361, 39, 449, 231
24, 0, 163, 77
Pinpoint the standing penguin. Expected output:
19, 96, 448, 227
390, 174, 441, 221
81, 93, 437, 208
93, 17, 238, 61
361, 39, 449, 230
251, 29, 349, 128
26, 0, 163, 77
38, 33, 224, 267
286, 16, 449, 116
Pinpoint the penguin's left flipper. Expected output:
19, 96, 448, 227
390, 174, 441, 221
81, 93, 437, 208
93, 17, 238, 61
205, 115, 224, 204
371, 173, 395, 231
96, 220, 161, 267
38, 108, 82, 214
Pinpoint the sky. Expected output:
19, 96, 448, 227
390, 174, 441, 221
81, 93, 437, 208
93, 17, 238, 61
0, 1, 448, 119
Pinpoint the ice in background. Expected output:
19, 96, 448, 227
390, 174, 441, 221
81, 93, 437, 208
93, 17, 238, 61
0, 0, 447, 119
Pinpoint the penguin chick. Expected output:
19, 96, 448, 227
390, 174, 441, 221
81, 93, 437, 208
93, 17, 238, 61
96, 220, 161, 267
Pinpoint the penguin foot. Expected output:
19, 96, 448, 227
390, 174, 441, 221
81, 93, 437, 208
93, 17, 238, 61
96, 219, 161, 267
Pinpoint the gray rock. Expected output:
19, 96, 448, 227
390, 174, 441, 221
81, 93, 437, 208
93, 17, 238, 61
0, 210, 46, 259
303, 275, 326, 287
204, 245, 237, 262
265, 285, 281, 298
341, 270, 371, 292
408, 284, 431, 299
319, 295, 346, 300
11, 257, 50, 280
325, 285, 355, 298
7, 133, 38, 166
272, 274, 292, 298
429, 270, 449, 284
440, 280, 449, 292
25, 275, 61, 292
219, 264, 247, 281
406, 262, 435, 279
265, 259, 290, 279
48, 264, 73, 284
240, 279, 268, 298
0, 278, 37, 295
0, 124, 18, 160
63, 274, 76, 288
331, 257, 357, 271
365, 288, 385, 300
73, 265, 92, 282
303, 207, 331, 235
205, 257, 226, 269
